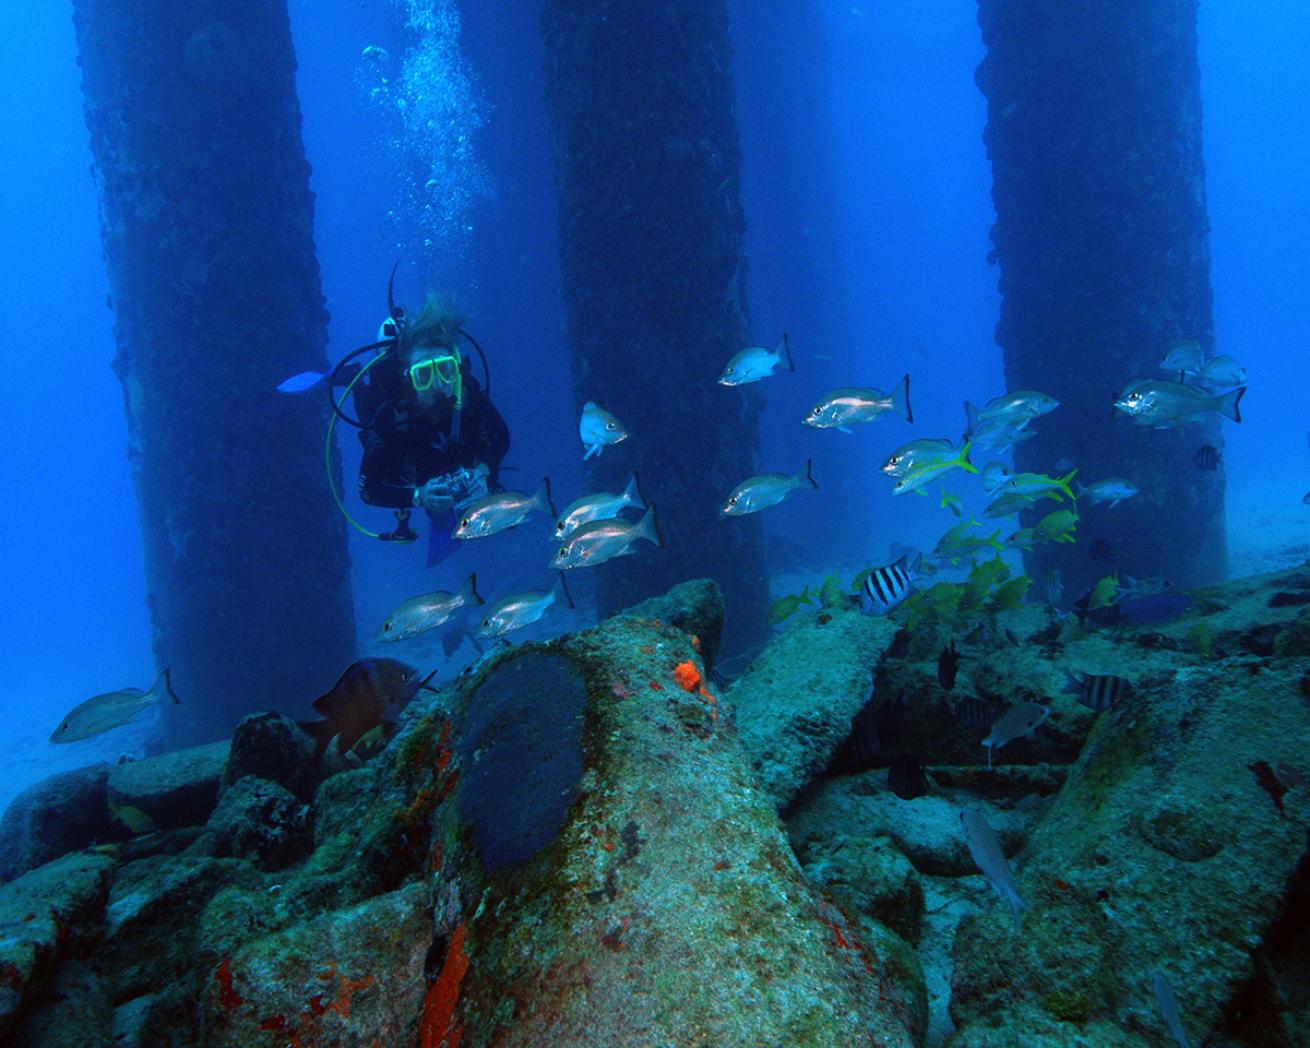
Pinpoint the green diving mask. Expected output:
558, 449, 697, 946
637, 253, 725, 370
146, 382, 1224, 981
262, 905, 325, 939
407, 353, 463, 406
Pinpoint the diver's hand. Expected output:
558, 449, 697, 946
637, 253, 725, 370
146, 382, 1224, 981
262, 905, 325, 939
454, 464, 491, 509
415, 477, 456, 514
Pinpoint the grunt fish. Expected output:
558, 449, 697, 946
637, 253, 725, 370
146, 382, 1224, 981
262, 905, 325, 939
804, 375, 912, 430
960, 809, 1028, 931
718, 334, 793, 386
1076, 477, 1139, 508
551, 504, 663, 570
892, 441, 977, 495
882, 438, 958, 479
981, 702, 1049, 768
51, 670, 180, 743
478, 574, 575, 638
1152, 972, 1191, 1048
454, 478, 556, 539
1114, 378, 1245, 427
378, 573, 484, 642
1160, 339, 1205, 375
722, 461, 817, 516
554, 471, 646, 541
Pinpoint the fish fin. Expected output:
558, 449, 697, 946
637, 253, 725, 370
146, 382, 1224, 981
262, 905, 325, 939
623, 470, 647, 510
837, 426, 854, 435
461, 572, 485, 606
1214, 385, 1245, 423
802, 458, 818, 489
311, 666, 353, 714
297, 719, 336, 762
556, 571, 576, 610
957, 440, 979, 473
891, 373, 913, 423
426, 510, 460, 568
635, 503, 663, 548
963, 401, 978, 436
583, 444, 600, 461
151, 668, 181, 705
276, 370, 327, 394
780, 332, 794, 372
534, 476, 557, 518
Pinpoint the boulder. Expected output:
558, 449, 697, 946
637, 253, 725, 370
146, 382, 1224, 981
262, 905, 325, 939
223, 711, 318, 801
948, 658, 1310, 1046
728, 607, 899, 809
802, 834, 925, 944
201, 883, 430, 1046
0, 763, 120, 883
106, 740, 230, 830
202, 777, 312, 870
0, 852, 116, 1038
417, 595, 919, 1047
10, 960, 112, 1048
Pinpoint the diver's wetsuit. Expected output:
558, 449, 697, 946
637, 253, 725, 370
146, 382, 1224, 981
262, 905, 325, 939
353, 362, 510, 509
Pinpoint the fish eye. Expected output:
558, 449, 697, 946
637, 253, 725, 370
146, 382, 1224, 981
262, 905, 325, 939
605, 421, 617, 430
383, 622, 392, 631
559, 546, 568, 557
460, 518, 470, 528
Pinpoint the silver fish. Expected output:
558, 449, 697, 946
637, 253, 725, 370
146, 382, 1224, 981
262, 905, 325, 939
1118, 575, 1172, 601
891, 441, 977, 495
718, 334, 793, 386
960, 809, 1028, 931
1075, 477, 1139, 508
554, 472, 646, 541
454, 478, 556, 539
722, 461, 817, 516
1114, 379, 1245, 427
1160, 339, 1206, 375
981, 702, 1049, 768
579, 401, 630, 460
378, 574, 484, 642
478, 575, 574, 638
804, 375, 912, 430
51, 670, 180, 743
981, 460, 1012, 494
1152, 972, 1191, 1048
551, 504, 663, 570
882, 438, 959, 479
966, 390, 1059, 429
1191, 354, 1246, 390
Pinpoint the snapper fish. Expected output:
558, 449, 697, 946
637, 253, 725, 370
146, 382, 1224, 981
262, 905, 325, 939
579, 401, 630, 459
299, 658, 434, 762
1160, 339, 1206, 375
1003, 469, 1078, 502
554, 472, 646, 541
960, 809, 1029, 932
454, 478, 556, 539
859, 553, 922, 615
891, 441, 977, 495
804, 375, 912, 431
934, 517, 1005, 564
1033, 508, 1078, 544
551, 504, 663, 570
722, 461, 817, 516
882, 438, 958, 479
1114, 379, 1245, 427
1076, 477, 1139, 508
718, 334, 793, 386
965, 390, 1059, 430
981, 461, 1013, 495
478, 574, 575, 638
981, 702, 1049, 768
1190, 354, 1246, 390
50, 669, 180, 743
378, 573, 484, 642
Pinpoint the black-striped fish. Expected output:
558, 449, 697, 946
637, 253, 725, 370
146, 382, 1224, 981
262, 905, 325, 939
1193, 444, 1221, 471
859, 554, 921, 616
1062, 670, 1129, 712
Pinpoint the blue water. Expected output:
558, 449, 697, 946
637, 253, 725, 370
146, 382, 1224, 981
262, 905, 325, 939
1, 0, 1306, 816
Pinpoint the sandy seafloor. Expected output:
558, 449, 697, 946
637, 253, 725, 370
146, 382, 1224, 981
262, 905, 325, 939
3, 479, 1306, 821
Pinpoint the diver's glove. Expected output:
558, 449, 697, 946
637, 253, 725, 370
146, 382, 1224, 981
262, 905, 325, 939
414, 476, 458, 514
452, 463, 491, 509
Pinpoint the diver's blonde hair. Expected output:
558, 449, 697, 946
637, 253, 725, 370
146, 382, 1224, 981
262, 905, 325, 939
401, 295, 466, 354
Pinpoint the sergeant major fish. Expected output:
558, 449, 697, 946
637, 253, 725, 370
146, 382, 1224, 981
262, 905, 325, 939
960, 809, 1029, 931
804, 375, 912, 431
454, 478, 556, 539
718, 333, 793, 386
859, 553, 922, 615
50, 669, 180, 743
555, 471, 646, 541
478, 574, 575, 638
579, 401, 630, 459
722, 461, 817, 516
378, 573, 484, 642
552, 504, 663, 570
1062, 670, 1130, 713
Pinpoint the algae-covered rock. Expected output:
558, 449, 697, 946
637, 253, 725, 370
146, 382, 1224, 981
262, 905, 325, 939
428, 596, 918, 1047
948, 658, 1310, 1046
107, 741, 230, 830
803, 834, 925, 944
613, 576, 727, 665
0, 852, 115, 1038
223, 710, 318, 801
201, 883, 430, 1047
729, 607, 899, 809
10, 960, 112, 1048
0, 763, 120, 883
202, 776, 312, 870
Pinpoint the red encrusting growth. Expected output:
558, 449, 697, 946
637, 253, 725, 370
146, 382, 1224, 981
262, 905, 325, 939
673, 660, 719, 721
215, 957, 244, 1011
421, 922, 470, 1048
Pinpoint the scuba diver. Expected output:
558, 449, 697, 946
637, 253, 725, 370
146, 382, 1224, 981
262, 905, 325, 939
308, 270, 509, 565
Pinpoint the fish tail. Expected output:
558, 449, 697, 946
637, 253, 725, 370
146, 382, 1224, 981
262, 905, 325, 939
623, 470, 647, 510
638, 503, 664, 548
152, 668, 181, 705
963, 401, 978, 436
800, 459, 818, 490
986, 530, 1005, 552
956, 440, 979, 473
461, 572, 485, 607
891, 374, 913, 423
1058, 469, 1078, 501
534, 476, 557, 518
780, 332, 795, 373
555, 570, 576, 610
1214, 385, 1245, 423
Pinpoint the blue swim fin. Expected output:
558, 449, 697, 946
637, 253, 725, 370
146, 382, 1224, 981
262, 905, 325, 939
426, 509, 460, 569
